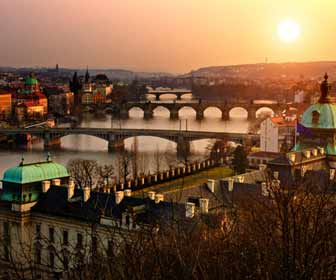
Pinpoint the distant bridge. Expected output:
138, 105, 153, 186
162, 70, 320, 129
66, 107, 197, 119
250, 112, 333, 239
146, 89, 192, 101
0, 127, 259, 154
101, 100, 293, 121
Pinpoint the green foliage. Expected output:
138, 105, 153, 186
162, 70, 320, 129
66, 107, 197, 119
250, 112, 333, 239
232, 145, 248, 174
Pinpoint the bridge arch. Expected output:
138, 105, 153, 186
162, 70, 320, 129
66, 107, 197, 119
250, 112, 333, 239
59, 134, 109, 150
128, 106, 145, 118
178, 106, 197, 119
255, 107, 275, 118
203, 106, 223, 119
123, 135, 177, 152
229, 107, 248, 120
152, 105, 170, 118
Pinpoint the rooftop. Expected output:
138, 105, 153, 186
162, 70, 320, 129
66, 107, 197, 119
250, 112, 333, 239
2, 159, 69, 184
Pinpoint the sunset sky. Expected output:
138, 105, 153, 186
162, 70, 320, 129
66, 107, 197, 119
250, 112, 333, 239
1, 0, 336, 73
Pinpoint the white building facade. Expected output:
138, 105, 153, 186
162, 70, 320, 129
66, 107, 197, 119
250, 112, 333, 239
260, 117, 296, 153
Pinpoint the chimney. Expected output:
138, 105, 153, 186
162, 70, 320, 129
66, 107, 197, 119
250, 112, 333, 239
185, 202, 195, 218
330, 169, 335, 180
115, 191, 124, 204
236, 176, 244, 183
67, 179, 75, 200
148, 191, 156, 200
124, 189, 132, 197
83, 187, 90, 202
228, 178, 234, 192
273, 171, 279, 180
272, 179, 280, 187
318, 147, 325, 155
259, 164, 267, 171
261, 182, 268, 196
199, 198, 209, 214
52, 179, 61, 186
287, 153, 296, 163
303, 150, 311, 159
207, 179, 215, 193
42, 180, 51, 193
155, 193, 164, 204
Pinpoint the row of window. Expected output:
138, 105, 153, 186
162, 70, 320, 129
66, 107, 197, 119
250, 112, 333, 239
36, 224, 83, 248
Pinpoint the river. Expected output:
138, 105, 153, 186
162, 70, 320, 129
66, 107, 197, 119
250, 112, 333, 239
0, 94, 273, 178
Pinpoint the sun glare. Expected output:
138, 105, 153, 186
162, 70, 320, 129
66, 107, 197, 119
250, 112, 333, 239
277, 19, 300, 43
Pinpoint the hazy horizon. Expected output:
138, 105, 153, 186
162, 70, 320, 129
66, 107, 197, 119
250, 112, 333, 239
1, 0, 336, 73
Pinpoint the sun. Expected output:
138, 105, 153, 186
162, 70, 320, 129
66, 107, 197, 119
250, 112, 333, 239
277, 19, 301, 43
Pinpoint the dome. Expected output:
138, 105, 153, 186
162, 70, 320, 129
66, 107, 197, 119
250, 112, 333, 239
301, 102, 336, 129
95, 73, 108, 80
2, 160, 69, 184
25, 76, 38, 86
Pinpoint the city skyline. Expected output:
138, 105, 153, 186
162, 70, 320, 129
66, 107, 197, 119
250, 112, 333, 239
1, 0, 336, 73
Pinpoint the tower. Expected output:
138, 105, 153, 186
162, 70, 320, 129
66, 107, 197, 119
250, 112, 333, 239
69, 72, 82, 117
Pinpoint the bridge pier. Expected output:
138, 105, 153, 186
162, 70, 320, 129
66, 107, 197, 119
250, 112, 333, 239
222, 111, 230, 121
170, 109, 179, 120
248, 109, 256, 121
120, 109, 129, 119
44, 137, 61, 150
108, 139, 125, 152
177, 137, 190, 158
196, 109, 204, 121
144, 108, 153, 120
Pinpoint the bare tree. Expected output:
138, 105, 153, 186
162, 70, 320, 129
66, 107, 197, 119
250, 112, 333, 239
117, 150, 132, 183
67, 159, 99, 189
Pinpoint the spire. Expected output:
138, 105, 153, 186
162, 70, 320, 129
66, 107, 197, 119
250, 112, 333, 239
85, 66, 90, 83
20, 155, 25, 166
319, 73, 332, 103
46, 152, 52, 162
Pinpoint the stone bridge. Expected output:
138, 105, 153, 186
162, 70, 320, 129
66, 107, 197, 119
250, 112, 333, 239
146, 90, 192, 101
113, 100, 291, 121
0, 128, 259, 154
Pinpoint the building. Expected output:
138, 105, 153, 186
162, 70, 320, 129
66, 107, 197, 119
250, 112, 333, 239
13, 75, 48, 121
0, 157, 210, 278
247, 151, 282, 169
265, 73, 336, 185
0, 93, 12, 120
260, 116, 296, 153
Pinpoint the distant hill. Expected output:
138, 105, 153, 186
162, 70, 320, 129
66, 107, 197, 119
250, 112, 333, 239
189, 61, 336, 80
0, 67, 173, 81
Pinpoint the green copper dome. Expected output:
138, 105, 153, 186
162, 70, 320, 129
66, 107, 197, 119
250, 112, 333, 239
2, 161, 69, 184
301, 102, 336, 129
25, 76, 38, 86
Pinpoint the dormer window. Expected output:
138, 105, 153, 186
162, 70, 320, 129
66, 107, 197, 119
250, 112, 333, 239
312, 111, 320, 125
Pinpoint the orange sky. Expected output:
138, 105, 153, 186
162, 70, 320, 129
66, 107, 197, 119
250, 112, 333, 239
0, 0, 335, 73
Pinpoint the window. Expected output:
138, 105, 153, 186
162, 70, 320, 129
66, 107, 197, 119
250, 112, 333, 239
92, 236, 97, 255
77, 233, 83, 248
3, 222, 9, 240
63, 230, 68, 246
35, 246, 41, 265
49, 227, 54, 243
107, 240, 113, 256
28, 193, 32, 201
312, 111, 320, 125
49, 251, 55, 268
36, 224, 41, 239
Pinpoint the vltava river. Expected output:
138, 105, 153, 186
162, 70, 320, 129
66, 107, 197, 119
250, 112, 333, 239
0, 94, 273, 178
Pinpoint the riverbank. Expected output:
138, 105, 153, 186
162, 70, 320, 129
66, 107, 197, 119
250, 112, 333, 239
133, 166, 233, 197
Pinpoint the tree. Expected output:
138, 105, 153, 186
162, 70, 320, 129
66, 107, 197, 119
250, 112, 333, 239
231, 145, 248, 174
117, 150, 132, 183
67, 159, 99, 189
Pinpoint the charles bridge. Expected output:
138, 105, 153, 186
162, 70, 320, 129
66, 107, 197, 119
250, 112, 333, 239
0, 127, 259, 154
98, 100, 294, 121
